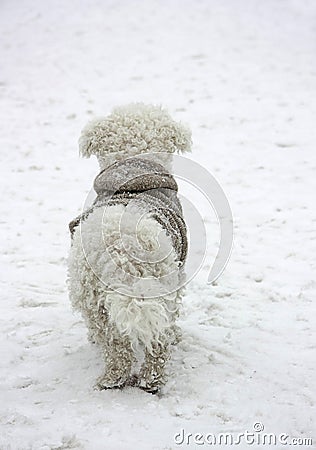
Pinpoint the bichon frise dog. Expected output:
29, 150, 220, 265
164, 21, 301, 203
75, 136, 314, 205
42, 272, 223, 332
67, 103, 191, 393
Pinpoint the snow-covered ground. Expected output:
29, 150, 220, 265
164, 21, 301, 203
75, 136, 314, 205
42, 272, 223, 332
1, 0, 315, 449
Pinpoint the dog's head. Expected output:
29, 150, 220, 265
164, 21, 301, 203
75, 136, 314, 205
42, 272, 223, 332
78, 103, 192, 169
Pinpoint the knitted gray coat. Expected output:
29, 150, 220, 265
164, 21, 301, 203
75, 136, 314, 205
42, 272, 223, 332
69, 157, 187, 265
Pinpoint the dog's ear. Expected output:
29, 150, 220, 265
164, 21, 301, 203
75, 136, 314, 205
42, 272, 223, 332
78, 117, 106, 158
169, 120, 192, 154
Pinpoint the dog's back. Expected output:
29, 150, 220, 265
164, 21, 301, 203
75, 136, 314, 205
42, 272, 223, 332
68, 156, 187, 350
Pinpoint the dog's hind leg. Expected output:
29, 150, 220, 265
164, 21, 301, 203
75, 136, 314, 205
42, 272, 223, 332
138, 335, 171, 394
95, 324, 135, 390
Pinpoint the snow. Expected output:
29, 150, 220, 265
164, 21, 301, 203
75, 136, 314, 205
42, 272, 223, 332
1, 0, 315, 449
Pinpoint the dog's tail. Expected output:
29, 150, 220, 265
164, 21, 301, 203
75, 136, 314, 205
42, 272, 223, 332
78, 103, 192, 169
104, 293, 180, 352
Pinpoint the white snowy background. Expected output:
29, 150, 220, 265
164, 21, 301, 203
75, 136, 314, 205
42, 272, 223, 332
1, 0, 315, 449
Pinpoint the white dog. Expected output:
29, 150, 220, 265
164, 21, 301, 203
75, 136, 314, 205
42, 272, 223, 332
67, 104, 191, 393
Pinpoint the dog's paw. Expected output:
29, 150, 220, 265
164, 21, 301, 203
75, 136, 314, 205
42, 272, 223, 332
138, 378, 162, 395
94, 381, 125, 391
94, 375, 126, 391
139, 385, 161, 395
94, 382, 123, 391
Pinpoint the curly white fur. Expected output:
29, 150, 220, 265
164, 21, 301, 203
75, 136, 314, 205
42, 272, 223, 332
105, 296, 171, 352
79, 103, 192, 169
68, 204, 182, 352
